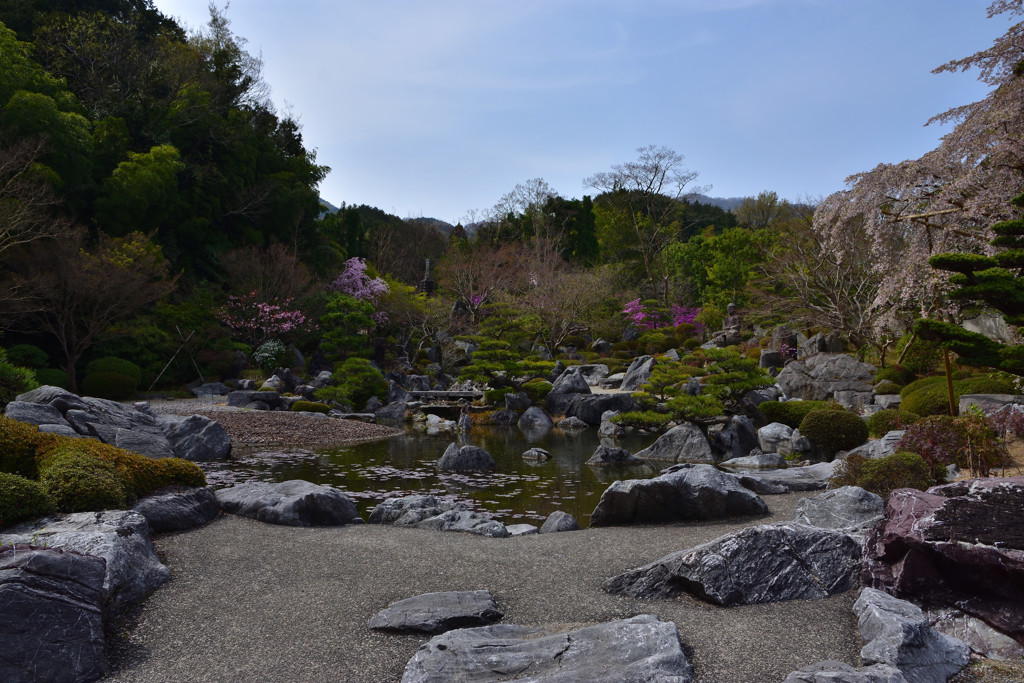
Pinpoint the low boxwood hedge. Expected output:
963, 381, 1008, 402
0, 471, 55, 528
759, 400, 845, 429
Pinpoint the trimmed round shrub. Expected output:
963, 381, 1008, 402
799, 408, 869, 457
522, 378, 553, 403
291, 400, 331, 414
39, 452, 129, 513
153, 458, 207, 488
873, 380, 902, 395
34, 368, 70, 389
760, 400, 844, 429
682, 338, 702, 350
899, 375, 946, 398
866, 409, 921, 438
85, 356, 141, 383
831, 452, 934, 498
484, 387, 513, 405
315, 358, 388, 409
0, 472, 55, 529
5, 344, 48, 368
0, 415, 54, 478
82, 371, 137, 400
875, 365, 915, 386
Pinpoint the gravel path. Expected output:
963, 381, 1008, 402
146, 399, 402, 447
103, 492, 864, 683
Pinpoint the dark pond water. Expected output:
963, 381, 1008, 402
200, 426, 661, 527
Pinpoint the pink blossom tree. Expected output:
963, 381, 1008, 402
328, 257, 390, 325
217, 291, 307, 347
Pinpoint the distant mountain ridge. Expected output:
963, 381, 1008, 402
691, 194, 746, 211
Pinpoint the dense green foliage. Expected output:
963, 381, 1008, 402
85, 356, 141, 383
81, 371, 137, 400
900, 375, 1016, 416
866, 409, 921, 438
759, 400, 844, 429
291, 400, 331, 414
798, 408, 869, 458
39, 450, 129, 512
33, 368, 70, 389
831, 452, 935, 498
0, 350, 38, 408
315, 357, 387, 409
0, 471, 55, 529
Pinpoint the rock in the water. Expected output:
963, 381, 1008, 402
557, 416, 589, 429
740, 461, 838, 492
862, 477, 1024, 645
710, 415, 759, 460
539, 510, 581, 534
563, 392, 639, 426
215, 480, 360, 526
783, 661, 907, 683
604, 522, 861, 605
0, 510, 169, 609
620, 355, 654, 392
0, 546, 107, 683
586, 445, 644, 467
369, 590, 503, 634
720, 451, 788, 470
793, 486, 884, 534
777, 353, 876, 401
401, 614, 692, 683
634, 423, 716, 464
521, 447, 551, 461
161, 414, 231, 461
436, 443, 496, 472
854, 588, 970, 683
590, 463, 768, 527
132, 486, 220, 533
517, 406, 553, 430
414, 510, 509, 538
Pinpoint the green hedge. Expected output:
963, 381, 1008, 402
760, 400, 844, 429
85, 356, 142, 384
81, 371, 137, 400
799, 408, 869, 457
866, 409, 921, 438
0, 472, 55, 529
34, 368, 70, 389
901, 375, 1017, 416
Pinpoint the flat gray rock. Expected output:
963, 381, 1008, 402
521, 447, 551, 461
783, 661, 907, 682
0, 546, 107, 683
215, 480, 360, 526
0, 510, 170, 609
413, 510, 509, 538
367, 495, 460, 526
590, 463, 768, 527
740, 461, 838, 492
634, 423, 716, 464
401, 614, 692, 683
720, 452, 788, 469
604, 522, 861, 605
132, 487, 220, 533
854, 588, 970, 683
2, 400, 71, 429
369, 590, 503, 634
506, 524, 538, 536
793, 486, 884, 534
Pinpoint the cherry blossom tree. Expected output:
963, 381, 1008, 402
813, 0, 1024, 329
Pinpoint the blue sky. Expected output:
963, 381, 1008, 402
154, 1, 1010, 225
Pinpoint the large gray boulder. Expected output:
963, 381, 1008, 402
436, 443, 496, 472
402, 614, 692, 683
842, 431, 905, 460
215, 480, 360, 526
517, 406, 554, 431
776, 353, 876, 401
577, 363, 610, 386
132, 487, 220, 533
620, 355, 654, 392
563, 392, 639, 425
589, 463, 768, 527
634, 423, 716, 464
0, 510, 169, 609
709, 415, 759, 460
368, 495, 457, 525
793, 486, 884, 534
720, 450, 788, 470
783, 661, 907, 683
0, 546, 107, 683
758, 421, 795, 456
226, 389, 282, 409
586, 445, 644, 467
2, 400, 73, 430
369, 590, 503, 634
539, 510, 581, 533
854, 588, 970, 683
544, 367, 591, 415
161, 414, 232, 461
604, 522, 861, 605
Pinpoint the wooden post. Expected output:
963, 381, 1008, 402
943, 349, 956, 416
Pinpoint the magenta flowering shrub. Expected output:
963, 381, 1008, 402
329, 257, 390, 326
217, 291, 307, 346
669, 305, 704, 335
623, 300, 705, 335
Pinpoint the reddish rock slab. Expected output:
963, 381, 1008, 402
862, 477, 1024, 645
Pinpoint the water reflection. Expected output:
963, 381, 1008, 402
200, 426, 661, 526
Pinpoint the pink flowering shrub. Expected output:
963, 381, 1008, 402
329, 258, 390, 326
217, 291, 307, 347
623, 300, 705, 335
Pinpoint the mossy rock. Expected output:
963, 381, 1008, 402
0, 471, 55, 528
799, 408, 869, 457
291, 400, 331, 414
760, 400, 844, 429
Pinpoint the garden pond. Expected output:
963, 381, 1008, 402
199, 426, 662, 527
